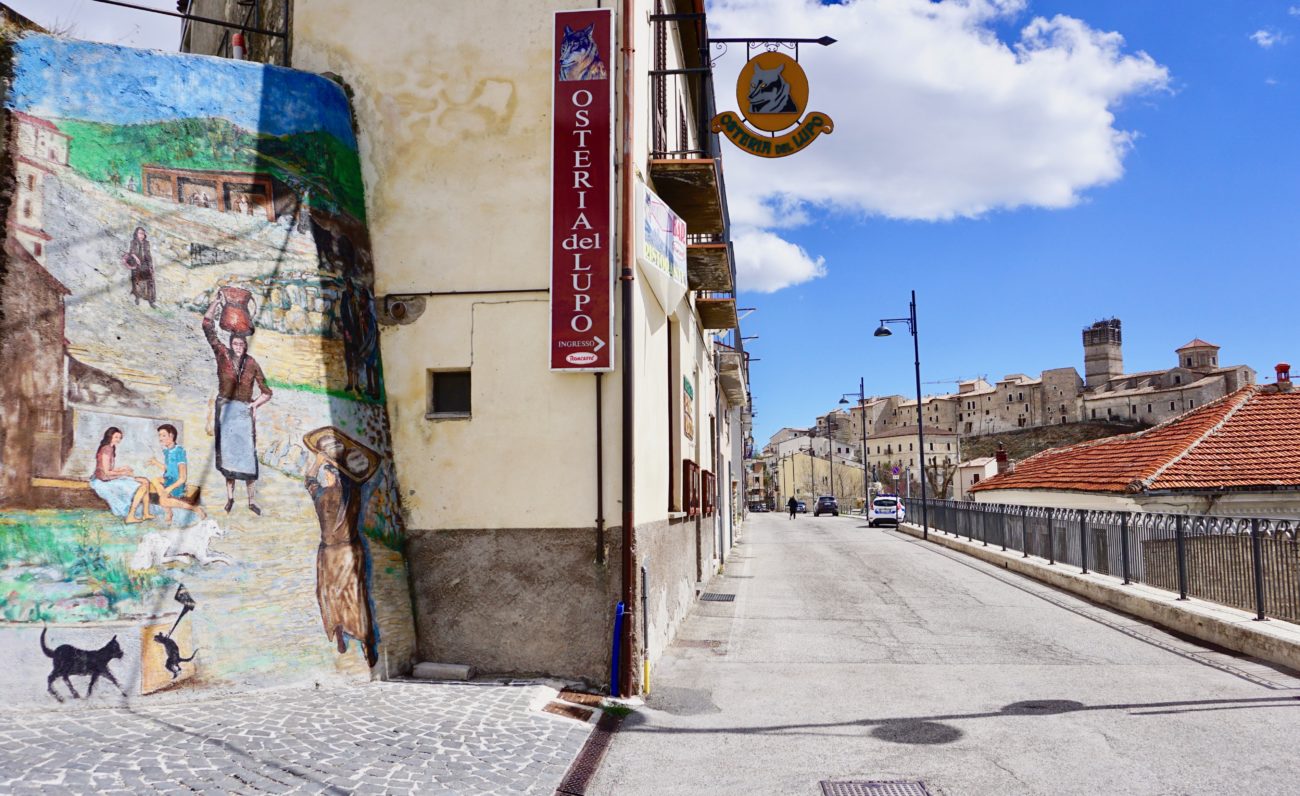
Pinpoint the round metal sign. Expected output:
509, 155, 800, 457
736, 52, 808, 133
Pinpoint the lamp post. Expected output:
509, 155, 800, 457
875, 290, 928, 540
839, 376, 869, 515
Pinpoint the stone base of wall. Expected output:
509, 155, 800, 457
406, 526, 622, 684
407, 518, 716, 689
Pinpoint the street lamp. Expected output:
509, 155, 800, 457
874, 290, 928, 540
839, 376, 869, 516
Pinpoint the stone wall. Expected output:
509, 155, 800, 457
0, 34, 415, 707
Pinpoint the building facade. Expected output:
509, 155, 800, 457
183, 0, 750, 692
970, 371, 1300, 519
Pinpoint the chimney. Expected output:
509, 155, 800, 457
1277, 363, 1293, 392
995, 442, 1009, 475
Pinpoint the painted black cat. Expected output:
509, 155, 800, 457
153, 632, 198, 679
40, 627, 125, 702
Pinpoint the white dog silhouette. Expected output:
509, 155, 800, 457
131, 519, 233, 570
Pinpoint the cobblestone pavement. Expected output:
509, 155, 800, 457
0, 680, 594, 795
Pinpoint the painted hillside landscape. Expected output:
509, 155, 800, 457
0, 35, 414, 704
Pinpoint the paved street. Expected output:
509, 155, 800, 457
0, 680, 592, 794
590, 512, 1300, 796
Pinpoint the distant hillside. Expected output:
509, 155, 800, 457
55, 117, 366, 221
961, 421, 1145, 464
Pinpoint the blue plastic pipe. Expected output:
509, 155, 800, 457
610, 601, 626, 697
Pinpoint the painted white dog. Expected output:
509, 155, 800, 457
130, 518, 234, 570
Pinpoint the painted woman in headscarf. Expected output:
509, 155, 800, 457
304, 429, 379, 667
122, 226, 156, 308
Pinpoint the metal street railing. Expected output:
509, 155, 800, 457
926, 500, 1300, 625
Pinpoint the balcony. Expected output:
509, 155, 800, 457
649, 158, 725, 237
696, 293, 738, 329
686, 236, 733, 292
717, 346, 747, 405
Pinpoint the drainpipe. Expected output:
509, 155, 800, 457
618, 0, 637, 698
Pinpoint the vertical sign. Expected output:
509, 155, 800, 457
551, 8, 614, 371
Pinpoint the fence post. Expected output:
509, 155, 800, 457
1080, 514, 1089, 574
1046, 506, 1055, 565
982, 508, 988, 547
1174, 514, 1188, 601
1021, 505, 1029, 558
1120, 512, 1131, 585
1251, 517, 1267, 621
1000, 506, 1006, 552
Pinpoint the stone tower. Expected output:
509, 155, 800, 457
1082, 318, 1123, 388
1176, 339, 1220, 371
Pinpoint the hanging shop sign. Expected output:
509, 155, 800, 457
551, 8, 614, 372
635, 180, 689, 316
710, 51, 833, 158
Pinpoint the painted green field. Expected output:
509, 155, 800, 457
55, 117, 367, 222
0, 511, 172, 623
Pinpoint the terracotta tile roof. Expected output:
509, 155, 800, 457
1176, 338, 1219, 350
1153, 389, 1300, 490
970, 386, 1300, 494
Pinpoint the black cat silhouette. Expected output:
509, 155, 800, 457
153, 632, 198, 679
40, 627, 125, 702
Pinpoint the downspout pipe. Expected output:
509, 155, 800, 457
618, 0, 637, 698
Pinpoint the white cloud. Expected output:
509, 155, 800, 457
1290, 6, 1300, 17
1250, 29, 1288, 48
707, 0, 1170, 291
732, 227, 826, 293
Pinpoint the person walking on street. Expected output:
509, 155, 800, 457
787, 496, 798, 520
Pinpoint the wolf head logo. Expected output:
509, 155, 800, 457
748, 64, 797, 114
559, 23, 609, 82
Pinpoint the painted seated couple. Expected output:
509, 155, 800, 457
89, 425, 207, 525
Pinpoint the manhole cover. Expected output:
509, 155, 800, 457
820, 782, 933, 796
700, 592, 736, 602
673, 639, 722, 648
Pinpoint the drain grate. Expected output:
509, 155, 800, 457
819, 782, 933, 796
699, 592, 736, 602
555, 713, 621, 795
543, 701, 594, 722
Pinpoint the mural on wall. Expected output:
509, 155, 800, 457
0, 35, 414, 704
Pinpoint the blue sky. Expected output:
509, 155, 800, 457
9, 34, 355, 146
706, 1, 1300, 444
12, 1, 1298, 448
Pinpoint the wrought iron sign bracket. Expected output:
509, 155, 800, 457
707, 36, 836, 67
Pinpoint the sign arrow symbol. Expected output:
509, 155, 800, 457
593, 336, 606, 353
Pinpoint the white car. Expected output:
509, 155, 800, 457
868, 495, 905, 527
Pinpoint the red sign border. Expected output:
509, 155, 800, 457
549, 7, 615, 373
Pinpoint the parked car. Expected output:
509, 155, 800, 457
813, 495, 839, 517
795, 500, 807, 513
749, 502, 769, 513
868, 495, 905, 526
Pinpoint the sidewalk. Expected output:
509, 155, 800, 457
0, 679, 598, 795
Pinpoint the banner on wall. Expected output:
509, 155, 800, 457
550, 8, 614, 372
683, 375, 695, 441
635, 180, 689, 316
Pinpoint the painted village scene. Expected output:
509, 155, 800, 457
0, 36, 415, 704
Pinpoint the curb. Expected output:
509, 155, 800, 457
896, 522, 1300, 674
